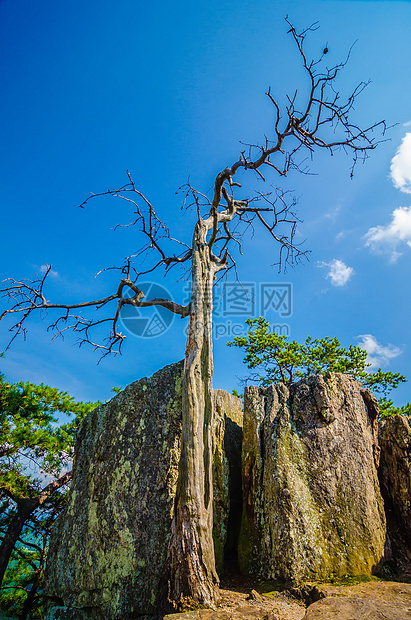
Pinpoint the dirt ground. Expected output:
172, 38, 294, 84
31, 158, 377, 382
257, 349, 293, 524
216, 570, 306, 620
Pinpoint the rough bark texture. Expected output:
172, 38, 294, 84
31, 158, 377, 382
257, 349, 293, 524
238, 373, 386, 584
378, 414, 411, 578
43, 362, 242, 620
166, 228, 219, 609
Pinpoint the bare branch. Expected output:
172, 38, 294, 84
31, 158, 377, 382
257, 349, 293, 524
203, 19, 385, 258
1, 273, 190, 356
0, 19, 385, 355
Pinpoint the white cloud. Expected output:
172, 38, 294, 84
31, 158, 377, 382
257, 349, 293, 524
324, 205, 341, 220
319, 259, 354, 287
390, 133, 411, 194
364, 206, 411, 262
356, 334, 402, 370
39, 264, 59, 278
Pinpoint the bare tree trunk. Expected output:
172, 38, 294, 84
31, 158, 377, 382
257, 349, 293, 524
166, 221, 220, 609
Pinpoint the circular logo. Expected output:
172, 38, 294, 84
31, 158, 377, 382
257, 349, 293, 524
119, 282, 175, 338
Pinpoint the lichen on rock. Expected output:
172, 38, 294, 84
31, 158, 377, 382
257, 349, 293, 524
238, 373, 386, 584
44, 361, 184, 619
44, 363, 243, 620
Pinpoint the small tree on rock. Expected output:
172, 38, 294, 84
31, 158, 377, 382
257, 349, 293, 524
0, 21, 386, 610
228, 316, 407, 417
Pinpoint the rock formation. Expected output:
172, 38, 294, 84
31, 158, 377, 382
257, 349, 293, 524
238, 373, 386, 584
379, 414, 411, 577
213, 390, 243, 574
379, 415, 411, 544
44, 363, 243, 620
44, 364, 411, 618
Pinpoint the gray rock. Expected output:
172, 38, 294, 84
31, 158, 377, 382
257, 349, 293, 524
213, 390, 243, 574
44, 363, 242, 619
238, 373, 386, 584
379, 415, 411, 543
379, 414, 411, 578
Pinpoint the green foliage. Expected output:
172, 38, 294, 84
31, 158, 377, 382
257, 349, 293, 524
228, 317, 408, 416
0, 524, 45, 619
0, 359, 100, 618
0, 499, 67, 619
0, 375, 99, 507
378, 398, 411, 420
231, 389, 243, 399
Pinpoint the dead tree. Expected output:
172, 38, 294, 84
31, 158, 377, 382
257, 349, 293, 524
0, 21, 385, 610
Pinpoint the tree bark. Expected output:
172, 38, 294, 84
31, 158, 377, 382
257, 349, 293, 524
166, 220, 220, 609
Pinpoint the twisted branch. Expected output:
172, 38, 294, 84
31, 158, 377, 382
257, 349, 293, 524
0, 19, 386, 356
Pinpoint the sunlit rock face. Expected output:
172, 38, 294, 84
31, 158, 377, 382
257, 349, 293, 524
379, 414, 411, 577
238, 373, 386, 584
44, 361, 184, 620
44, 362, 243, 620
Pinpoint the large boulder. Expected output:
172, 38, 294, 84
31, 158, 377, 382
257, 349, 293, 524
44, 363, 243, 620
238, 373, 386, 584
378, 414, 411, 578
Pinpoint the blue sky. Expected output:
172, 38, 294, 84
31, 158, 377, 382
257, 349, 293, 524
1, 0, 411, 405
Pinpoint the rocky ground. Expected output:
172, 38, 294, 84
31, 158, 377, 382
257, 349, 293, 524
162, 567, 304, 619
163, 576, 411, 620
303, 581, 411, 619
214, 571, 306, 620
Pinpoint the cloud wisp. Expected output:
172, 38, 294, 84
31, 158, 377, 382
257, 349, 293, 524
319, 259, 354, 287
39, 264, 59, 278
356, 334, 402, 370
364, 206, 411, 263
390, 132, 411, 194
